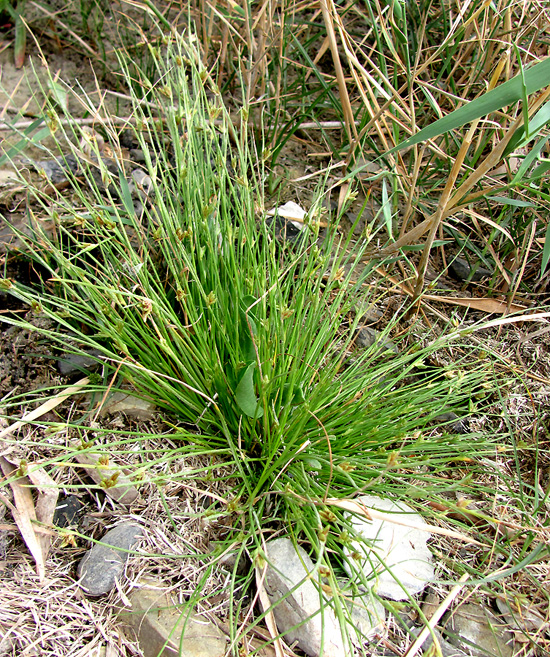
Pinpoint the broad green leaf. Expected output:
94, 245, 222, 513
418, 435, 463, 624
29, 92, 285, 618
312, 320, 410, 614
283, 381, 306, 405
31, 127, 51, 143
530, 161, 550, 180
235, 362, 263, 418
505, 99, 550, 155
390, 57, 550, 153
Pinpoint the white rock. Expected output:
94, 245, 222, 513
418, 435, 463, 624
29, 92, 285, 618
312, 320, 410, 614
264, 538, 345, 657
343, 586, 386, 646
267, 201, 306, 230
343, 495, 434, 600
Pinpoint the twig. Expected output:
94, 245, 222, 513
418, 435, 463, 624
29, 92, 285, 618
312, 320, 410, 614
403, 573, 470, 657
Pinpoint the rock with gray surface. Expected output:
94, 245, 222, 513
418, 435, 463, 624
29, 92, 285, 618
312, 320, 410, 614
449, 257, 492, 283
343, 495, 434, 600
119, 585, 227, 657
354, 327, 398, 355
410, 626, 467, 657
443, 603, 514, 657
264, 538, 345, 656
77, 522, 143, 596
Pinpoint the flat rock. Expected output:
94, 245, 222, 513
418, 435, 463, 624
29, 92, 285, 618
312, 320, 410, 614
343, 495, 434, 600
77, 523, 143, 596
443, 603, 514, 657
98, 391, 156, 420
264, 537, 345, 657
119, 585, 227, 657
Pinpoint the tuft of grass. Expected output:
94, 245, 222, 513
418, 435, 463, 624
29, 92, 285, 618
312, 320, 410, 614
0, 26, 519, 652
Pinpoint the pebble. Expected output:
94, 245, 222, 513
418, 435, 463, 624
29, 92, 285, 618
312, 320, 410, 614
57, 349, 103, 376
449, 257, 492, 283
77, 523, 143, 596
53, 494, 85, 528
433, 410, 470, 434
97, 391, 156, 420
354, 326, 398, 355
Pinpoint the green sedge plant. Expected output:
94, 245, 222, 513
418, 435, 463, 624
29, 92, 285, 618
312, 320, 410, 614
0, 29, 511, 653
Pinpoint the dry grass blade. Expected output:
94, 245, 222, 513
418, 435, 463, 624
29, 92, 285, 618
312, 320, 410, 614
412, 117, 483, 301
255, 561, 288, 657
424, 295, 527, 315
0, 377, 90, 443
373, 267, 528, 314
0, 457, 48, 582
319, 0, 356, 146
26, 466, 59, 554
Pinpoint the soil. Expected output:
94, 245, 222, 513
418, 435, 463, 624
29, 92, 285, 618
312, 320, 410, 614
0, 17, 549, 657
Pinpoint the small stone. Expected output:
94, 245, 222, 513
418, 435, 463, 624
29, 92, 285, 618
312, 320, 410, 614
494, 597, 547, 633
57, 349, 103, 375
217, 550, 248, 577
352, 301, 383, 323
119, 585, 227, 657
53, 494, 85, 528
433, 411, 470, 434
443, 603, 515, 657
129, 148, 146, 163
449, 257, 492, 283
354, 157, 383, 177
421, 590, 441, 621
99, 391, 156, 420
77, 523, 143, 596
343, 495, 434, 601
354, 327, 398, 355
264, 538, 345, 657
343, 587, 386, 645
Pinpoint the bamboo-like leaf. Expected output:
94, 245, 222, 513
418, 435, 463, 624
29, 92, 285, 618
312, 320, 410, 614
390, 57, 550, 153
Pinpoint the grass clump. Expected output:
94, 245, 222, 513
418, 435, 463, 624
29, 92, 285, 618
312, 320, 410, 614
0, 27, 508, 650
